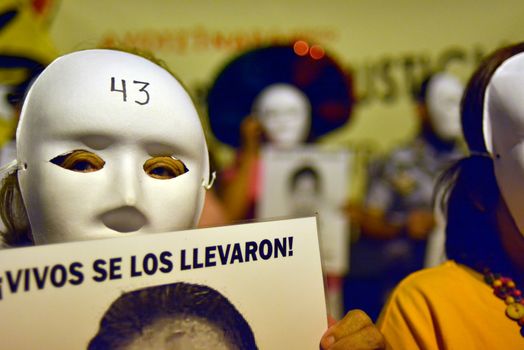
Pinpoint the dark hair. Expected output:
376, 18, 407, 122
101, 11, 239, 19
289, 165, 321, 193
437, 156, 511, 271
437, 42, 524, 273
462, 42, 524, 153
413, 74, 434, 104
88, 282, 258, 350
0, 172, 31, 246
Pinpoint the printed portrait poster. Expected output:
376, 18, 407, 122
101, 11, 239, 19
0, 217, 327, 349
257, 146, 351, 275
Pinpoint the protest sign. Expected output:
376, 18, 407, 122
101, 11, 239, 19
0, 217, 326, 349
258, 146, 351, 275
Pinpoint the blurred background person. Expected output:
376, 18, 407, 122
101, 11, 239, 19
197, 152, 231, 228
0, 56, 44, 167
0, 3, 52, 167
206, 42, 355, 222
206, 42, 355, 318
345, 72, 465, 320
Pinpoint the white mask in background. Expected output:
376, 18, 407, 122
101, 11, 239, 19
252, 83, 311, 148
484, 52, 524, 238
426, 73, 464, 141
16, 49, 209, 244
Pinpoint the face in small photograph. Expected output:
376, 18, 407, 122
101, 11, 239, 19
16, 49, 209, 244
88, 282, 258, 350
288, 165, 322, 216
252, 83, 311, 148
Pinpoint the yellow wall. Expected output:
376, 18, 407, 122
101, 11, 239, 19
4, 0, 522, 199
48, 1, 523, 158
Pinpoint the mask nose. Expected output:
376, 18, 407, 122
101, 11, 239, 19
113, 152, 143, 207
102, 152, 148, 232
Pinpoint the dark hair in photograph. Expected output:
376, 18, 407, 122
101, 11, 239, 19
289, 165, 322, 193
88, 282, 258, 350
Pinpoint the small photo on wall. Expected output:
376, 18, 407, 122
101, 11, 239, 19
257, 146, 351, 275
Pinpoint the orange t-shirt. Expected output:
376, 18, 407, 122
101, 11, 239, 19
378, 260, 524, 349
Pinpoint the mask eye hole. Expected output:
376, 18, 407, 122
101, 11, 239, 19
50, 150, 105, 172
143, 156, 188, 180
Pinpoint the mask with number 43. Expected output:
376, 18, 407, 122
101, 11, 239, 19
16, 49, 210, 244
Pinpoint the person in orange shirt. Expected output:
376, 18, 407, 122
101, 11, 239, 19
378, 42, 524, 349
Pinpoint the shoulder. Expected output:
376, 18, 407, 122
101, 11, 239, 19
378, 261, 524, 349
379, 260, 482, 322
392, 260, 480, 296
377, 261, 477, 348
400, 260, 467, 282
379, 261, 485, 326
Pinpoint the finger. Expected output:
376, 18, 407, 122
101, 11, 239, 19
320, 318, 336, 349
331, 309, 373, 339
329, 324, 385, 350
320, 310, 374, 349
320, 331, 336, 350
328, 315, 337, 327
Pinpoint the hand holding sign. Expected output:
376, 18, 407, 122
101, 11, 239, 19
320, 310, 385, 350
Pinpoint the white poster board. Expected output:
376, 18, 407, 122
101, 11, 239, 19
257, 146, 351, 276
0, 217, 326, 349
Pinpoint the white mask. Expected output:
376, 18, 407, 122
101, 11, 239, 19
16, 49, 209, 244
484, 52, 524, 237
426, 73, 464, 141
253, 84, 311, 148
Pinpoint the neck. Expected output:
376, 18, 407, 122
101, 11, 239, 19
503, 236, 524, 285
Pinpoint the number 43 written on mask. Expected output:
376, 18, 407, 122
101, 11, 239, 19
110, 77, 150, 105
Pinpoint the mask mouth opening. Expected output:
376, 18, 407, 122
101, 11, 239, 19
99, 206, 148, 233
